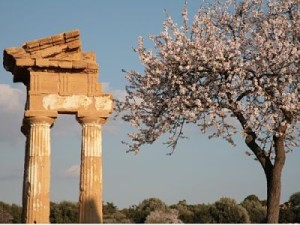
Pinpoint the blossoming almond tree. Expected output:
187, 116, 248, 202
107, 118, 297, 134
118, 0, 300, 222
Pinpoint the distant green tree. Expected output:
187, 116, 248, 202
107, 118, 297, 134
244, 194, 260, 202
210, 198, 250, 223
241, 197, 266, 223
145, 208, 182, 223
103, 202, 131, 223
126, 198, 168, 223
170, 200, 215, 223
289, 192, 300, 222
123, 205, 144, 223
50, 202, 60, 223
279, 192, 300, 223
170, 200, 194, 223
290, 192, 300, 208
0, 208, 12, 223
9, 204, 22, 223
103, 202, 117, 214
104, 211, 131, 223
191, 204, 213, 223
50, 201, 78, 223
279, 207, 296, 223
0, 201, 13, 223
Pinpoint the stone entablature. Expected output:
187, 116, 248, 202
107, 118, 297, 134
3, 30, 97, 75
3, 30, 113, 223
3, 30, 113, 118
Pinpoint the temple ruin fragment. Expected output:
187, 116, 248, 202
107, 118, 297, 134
3, 30, 113, 223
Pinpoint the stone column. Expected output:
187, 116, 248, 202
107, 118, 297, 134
21, 116, 56, 223
77, 117, 106, 223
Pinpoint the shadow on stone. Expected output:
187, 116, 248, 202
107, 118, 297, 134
80, 198, 102, 223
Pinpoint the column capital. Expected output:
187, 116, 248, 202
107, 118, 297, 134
25, 116, 56, 125
21, 116, 56, 135
76, 116, 107, 126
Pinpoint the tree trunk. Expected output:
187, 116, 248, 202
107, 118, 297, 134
244, 128, 286, 223
265, 132, 286, 223
265, 163, 284, 223
235, 111, 288, 223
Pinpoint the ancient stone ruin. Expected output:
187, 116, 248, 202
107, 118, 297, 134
3, 30, 113, 223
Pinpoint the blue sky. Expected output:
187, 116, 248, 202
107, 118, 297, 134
0, 0, 299, 209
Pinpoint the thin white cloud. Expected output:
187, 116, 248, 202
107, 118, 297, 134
63, 164, 80, 178
102, 82, 126, 101
0, 84, 26, 144
0, 84, 25, 112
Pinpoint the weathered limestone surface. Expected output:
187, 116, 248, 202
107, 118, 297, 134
3, 30, 113, 223
3, 30, 113, 117
21, 116, 56, 223
77, 117, 106, 223
3, 30, 96, 74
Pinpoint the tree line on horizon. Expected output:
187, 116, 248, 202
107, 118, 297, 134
0, 192, 299, 223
